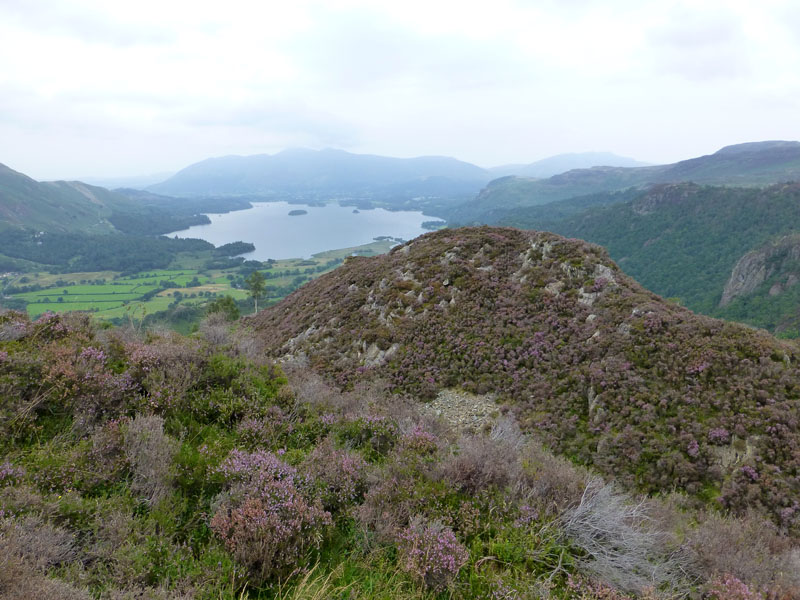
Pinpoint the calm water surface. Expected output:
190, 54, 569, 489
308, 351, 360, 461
167, 202, 433, 260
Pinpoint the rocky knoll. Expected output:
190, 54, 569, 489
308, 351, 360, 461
253, 227, 800, 529
720, 234, 800, 306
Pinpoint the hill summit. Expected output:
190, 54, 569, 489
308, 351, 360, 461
253, 227, 800, 529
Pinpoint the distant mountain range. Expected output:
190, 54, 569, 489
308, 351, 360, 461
148, 148, 493, 199
146, 148, 660, 202
449, 141, 800, 224
489, 152, 650, 179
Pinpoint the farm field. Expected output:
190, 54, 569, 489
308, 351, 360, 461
1, 238, 396, 324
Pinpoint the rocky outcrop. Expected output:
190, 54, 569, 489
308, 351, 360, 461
250, 227, 800, 529
720, 234, 800, 306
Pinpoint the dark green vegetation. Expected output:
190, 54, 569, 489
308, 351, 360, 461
0, 162, 253, 276
107, 189, 252, 236
254, 227, 800, 534
447, 141, 800, 225
0, 226, 214, 273
2, 306, 798, 599
0, 241, 396, 333
497, 182, 800, 336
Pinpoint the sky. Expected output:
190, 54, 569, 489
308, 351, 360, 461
1, 0, 800, 180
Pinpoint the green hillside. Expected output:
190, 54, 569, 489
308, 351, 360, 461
498, 182, 800, 334
0, 163, 252, 237
450, 141, 800, 225
0, 163, 123, 233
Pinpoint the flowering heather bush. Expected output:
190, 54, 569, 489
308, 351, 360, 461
301, 439, 367, 513
251, 227, 800, 529
564, 574, 653, 599
396, 516, 468, 591
123, 414, 178, 506
0, 461, 25, 487
355, 448, 455, 543
236, 411, 284, 449
211, 449, 331, 583
0, 310, 31, 341
706, 575, 764, 600
400, 424, 439, 454
125, 336, 205, 412
217, 448, 297, 487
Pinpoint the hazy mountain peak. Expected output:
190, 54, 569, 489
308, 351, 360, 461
714, 140, 800, 155
490, 152, 650, 179
149, 149, 492, 198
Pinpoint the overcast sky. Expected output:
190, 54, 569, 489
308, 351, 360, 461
2, 0, 800, 180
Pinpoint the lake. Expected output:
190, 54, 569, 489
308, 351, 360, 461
166, 201, 434, 260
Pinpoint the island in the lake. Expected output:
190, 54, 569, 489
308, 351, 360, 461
288, 209, 308, 216
421, 220, 447, 230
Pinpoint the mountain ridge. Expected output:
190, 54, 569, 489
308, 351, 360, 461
450, 140, 800, 224
148, 148, 493, 199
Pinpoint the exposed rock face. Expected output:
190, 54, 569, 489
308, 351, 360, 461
720, 234, 800, 306
630, 182, 698, 216
251, 226, 800, 530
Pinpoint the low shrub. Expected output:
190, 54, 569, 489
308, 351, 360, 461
123, 415, 178, 506
396, 516, 468, 592
337, 414, 399, 460
301, 438, 367, 513
439, 433, 522, 495
210, 449, 331, 583
0, 515, 77, 570
687, 511, 800, 591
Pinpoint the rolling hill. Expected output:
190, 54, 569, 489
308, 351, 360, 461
0, 162, 129, 233
449, 140, 800, 224
148, 148, 493, 200
251, 226, 800, 530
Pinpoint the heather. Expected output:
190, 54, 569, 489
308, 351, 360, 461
499, 181, 800, 335
2, 257, 799, 598
252, 227, 800, 532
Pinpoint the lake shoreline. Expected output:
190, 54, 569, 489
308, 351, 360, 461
165, 201, 435, 261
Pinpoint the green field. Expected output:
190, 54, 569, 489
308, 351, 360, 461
2, 239, 397, 325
